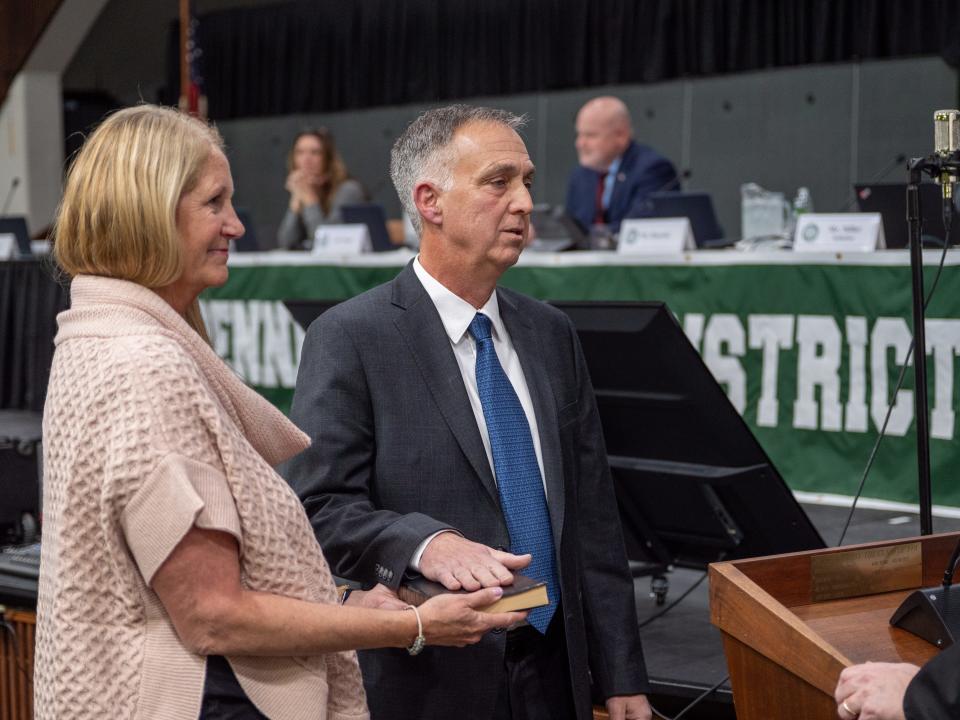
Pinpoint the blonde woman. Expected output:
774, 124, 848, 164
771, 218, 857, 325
37, 104, 524, 720
277, 128, 366, 250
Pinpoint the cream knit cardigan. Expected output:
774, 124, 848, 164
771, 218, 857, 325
36, 275, 368, 720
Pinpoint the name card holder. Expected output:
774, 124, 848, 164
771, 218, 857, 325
793, 213, 885, 253
618, 218, 695, 255
312, 224, 371, 256
0, 233, 15, 260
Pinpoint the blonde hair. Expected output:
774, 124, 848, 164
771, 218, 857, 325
53, 104, 225, 340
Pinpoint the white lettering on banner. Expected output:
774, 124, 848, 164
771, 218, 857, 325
844, 317, 869, 433
682, 313, 705, 349
794, 316, 843, 431
748, 315, 794, 427
702, 314, 746, 414
261, 301, 302, 388
231, 300, 262, 384
870, 318, 913, 437
926, 320, 960, 440
204, 300, 234, 362
200, 300, 304, 389
196, 300, 960, 442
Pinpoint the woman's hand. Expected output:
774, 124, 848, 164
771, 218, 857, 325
345, 584, 408, 610
286, 170, 323, 210
152, 527, 520, 656
417, 586, 527, 647
285, 171, 304, 212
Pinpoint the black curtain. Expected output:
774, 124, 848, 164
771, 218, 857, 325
170, 0, 960, 120
0, 261, 69, 412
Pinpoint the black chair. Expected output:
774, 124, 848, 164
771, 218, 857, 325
234, 208, 260, 252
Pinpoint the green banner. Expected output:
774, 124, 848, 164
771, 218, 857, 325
202, 253, 960, 506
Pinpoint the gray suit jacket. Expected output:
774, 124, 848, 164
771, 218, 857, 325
284, 262, 649, 720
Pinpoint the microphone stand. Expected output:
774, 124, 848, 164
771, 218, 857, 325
0, 177, 19, 216
889, 152, 960, 649
906, 157, 934, 536
901, 151, 958, 534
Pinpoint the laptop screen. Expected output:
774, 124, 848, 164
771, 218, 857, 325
854, 182, 953, 249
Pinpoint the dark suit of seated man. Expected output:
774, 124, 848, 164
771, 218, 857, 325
283, 104, 652, 720
834, 643, 960, 719
565, 96, 678, 233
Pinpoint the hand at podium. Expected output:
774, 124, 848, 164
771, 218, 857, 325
834, 661, 920, 720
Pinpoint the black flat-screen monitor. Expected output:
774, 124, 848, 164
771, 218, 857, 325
0, 216, 32, 257
341, 204, 395, 252
552, 301, 824, 568
0, 440, 41, 545
284, 299, 341, 332
854, 182, 954, 249
529, 205, 586, 252
234, 208, 260, 252
632, 191, 729, 249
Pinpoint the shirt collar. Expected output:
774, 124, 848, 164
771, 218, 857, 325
607, 155, 622, 178
413, 256, 505, 344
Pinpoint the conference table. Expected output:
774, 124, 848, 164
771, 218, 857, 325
5, 248, 960, 506
201, 247, 960, 508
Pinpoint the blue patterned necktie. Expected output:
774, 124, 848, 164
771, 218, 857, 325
468, 312, 558, 633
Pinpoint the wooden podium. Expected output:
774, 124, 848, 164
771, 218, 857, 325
710, 531, 959, 719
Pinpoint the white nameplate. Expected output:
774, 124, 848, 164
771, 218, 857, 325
0, 233, 15, 259
793, 213, 885, 253
618, 218, 694, 255
312, 224, 370, 255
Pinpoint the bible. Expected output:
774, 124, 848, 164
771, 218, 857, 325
398, 574, 548, 613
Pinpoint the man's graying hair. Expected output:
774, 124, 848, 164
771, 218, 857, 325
390, 104, 527, 235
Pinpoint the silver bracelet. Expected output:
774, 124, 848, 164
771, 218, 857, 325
405, 604, 425, 656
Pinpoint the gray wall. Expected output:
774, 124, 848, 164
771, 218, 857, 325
217, 57, 957, 249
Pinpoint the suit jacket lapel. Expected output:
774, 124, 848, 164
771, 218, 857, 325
391, 265, 499, 505
607, 140, 638, 219
498, 291, 566, 544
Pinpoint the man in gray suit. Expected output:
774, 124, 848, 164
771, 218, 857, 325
284, 105, 651, 720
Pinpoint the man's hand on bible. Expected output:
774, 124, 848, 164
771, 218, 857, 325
419, 533, 531, 591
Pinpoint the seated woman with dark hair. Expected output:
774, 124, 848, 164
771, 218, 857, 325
277, 128, 366, 249
36, 104, 525, 720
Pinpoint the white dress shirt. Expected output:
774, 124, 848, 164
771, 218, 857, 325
409, 256, 547, 569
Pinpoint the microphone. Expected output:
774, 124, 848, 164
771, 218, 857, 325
1, 177, 20, 216
942, 539, 960, 588
635, 169, 692, 214
890, 536, 960, 648
933, 109, 960, 232
662, 168, 692, 194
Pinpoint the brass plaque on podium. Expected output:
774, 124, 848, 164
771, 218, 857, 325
811, 542, 922, 602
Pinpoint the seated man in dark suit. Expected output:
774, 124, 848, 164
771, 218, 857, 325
284, 104, 652, 720
834, 645, 960, 719
565, 96, 678, 233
